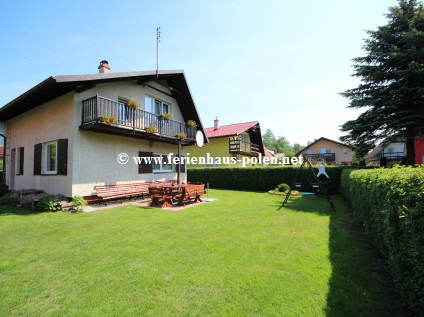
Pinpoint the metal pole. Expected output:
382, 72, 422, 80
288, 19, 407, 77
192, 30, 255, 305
156, 26, 160, 78
177, 139, 181, 184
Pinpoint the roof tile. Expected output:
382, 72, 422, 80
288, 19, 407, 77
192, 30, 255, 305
205, 121, 259, 138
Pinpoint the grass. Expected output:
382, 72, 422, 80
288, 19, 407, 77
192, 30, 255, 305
0, 190, 403, 316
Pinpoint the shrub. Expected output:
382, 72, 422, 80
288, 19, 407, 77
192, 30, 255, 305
276, 183, 290, 192
0, 194, 16, 206
341, 166, 424, 314
188, 166, 346, 193
72, 196, 87, 211
37, 196, 62, 212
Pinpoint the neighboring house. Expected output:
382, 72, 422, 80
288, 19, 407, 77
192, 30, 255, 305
366, 138, 406, 165
0, 61, 208, 197
295, 137, 353, 165
415, 136, 424, 164
188, 118, 265, 167
264, 148, 275, 158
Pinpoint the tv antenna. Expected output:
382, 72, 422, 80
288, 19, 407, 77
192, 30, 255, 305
156, 26, 161, 78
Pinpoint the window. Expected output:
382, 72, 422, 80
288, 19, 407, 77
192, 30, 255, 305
44, 141, 57, 174
145, 96, 170, 115
387, 147, 394, 153
342, 149, 349, 154
307, 149, 312, 155
16, 147, 24, 175
152, 154, 174, 173
320, 148, 331, 154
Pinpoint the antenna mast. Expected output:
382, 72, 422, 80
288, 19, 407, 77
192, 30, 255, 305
156, 26, 161, 78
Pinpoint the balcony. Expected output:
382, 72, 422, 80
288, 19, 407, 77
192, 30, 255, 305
229, 139, 260, 156
380, 151, 404, 159
80, 96, 197, 145
303, 153, 336, 162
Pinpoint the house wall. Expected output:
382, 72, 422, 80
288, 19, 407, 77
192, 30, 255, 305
76, 80, 184, 123
299, 139, 352, 164
71, 80, 187, 197
70, 131, 186, 196
188, 136, 231, 167
188, 134, 256, 167
5, 93, 74, 196
382, 142, 405, 154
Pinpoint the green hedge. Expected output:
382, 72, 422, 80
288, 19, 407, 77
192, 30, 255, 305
341, 167, 424, 314
188, 166, 344, 193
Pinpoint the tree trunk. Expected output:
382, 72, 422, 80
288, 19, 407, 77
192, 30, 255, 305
405, 131, 416, 165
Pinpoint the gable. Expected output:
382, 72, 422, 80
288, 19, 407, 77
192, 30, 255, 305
295, 137, 352, 156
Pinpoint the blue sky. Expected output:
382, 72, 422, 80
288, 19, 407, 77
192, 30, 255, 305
0, 0, 398, 145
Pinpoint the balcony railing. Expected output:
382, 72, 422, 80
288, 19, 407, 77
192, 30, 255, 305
380, 151, 404, 159
303, 153, 336, 161
81, 95, 196, 142
229, 139, 260, 156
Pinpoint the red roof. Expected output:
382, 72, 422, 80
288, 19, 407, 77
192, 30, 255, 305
205, 121, 259, 138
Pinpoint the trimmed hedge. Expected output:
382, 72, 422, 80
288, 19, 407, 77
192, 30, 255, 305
341, 167, 424, 314
188, 166, 344, 193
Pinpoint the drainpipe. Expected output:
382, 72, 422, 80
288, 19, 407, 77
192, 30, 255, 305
0, 133, 6, 185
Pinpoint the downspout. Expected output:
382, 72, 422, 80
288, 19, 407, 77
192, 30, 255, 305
0, 133, 5, 185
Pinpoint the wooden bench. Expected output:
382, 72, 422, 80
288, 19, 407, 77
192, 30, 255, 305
178, 182, 206, 206
95, 182, 150, 201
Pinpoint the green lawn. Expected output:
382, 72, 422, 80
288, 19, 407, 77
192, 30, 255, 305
0, 190, 403, 316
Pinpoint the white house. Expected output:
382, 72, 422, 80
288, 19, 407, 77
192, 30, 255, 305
0, 61, 208, 197
366, 138, 406, 165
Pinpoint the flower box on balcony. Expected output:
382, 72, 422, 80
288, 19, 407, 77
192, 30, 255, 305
99, 116, 116, 124
145, 125, 158, 134
176, 132, 187, 139
160, 112, 172, 120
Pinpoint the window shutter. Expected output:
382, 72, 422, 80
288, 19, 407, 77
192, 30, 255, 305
139, 151, 153, 174
180, 156, 186, 173
33, 143, 42, 175
18, 147, 24, 175
57, 139, 68, 175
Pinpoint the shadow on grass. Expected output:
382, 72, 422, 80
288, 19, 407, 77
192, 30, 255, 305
280, 195, 405, 316
0, 206, 42, 216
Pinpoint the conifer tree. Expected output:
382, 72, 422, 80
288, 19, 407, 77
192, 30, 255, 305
340, 0, 424, 164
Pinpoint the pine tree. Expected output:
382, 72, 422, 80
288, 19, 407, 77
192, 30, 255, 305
340, 0, 424, 164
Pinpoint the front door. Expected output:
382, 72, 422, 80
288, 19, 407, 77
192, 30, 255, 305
9, 149, 16, 190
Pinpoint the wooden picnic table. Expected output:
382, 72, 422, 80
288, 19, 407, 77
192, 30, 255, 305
149, 183, 206, 208
149, 184, 185, 208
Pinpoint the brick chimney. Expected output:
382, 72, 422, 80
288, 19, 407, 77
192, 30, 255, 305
98, 60, 110, 74
214, 116, 219, 130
